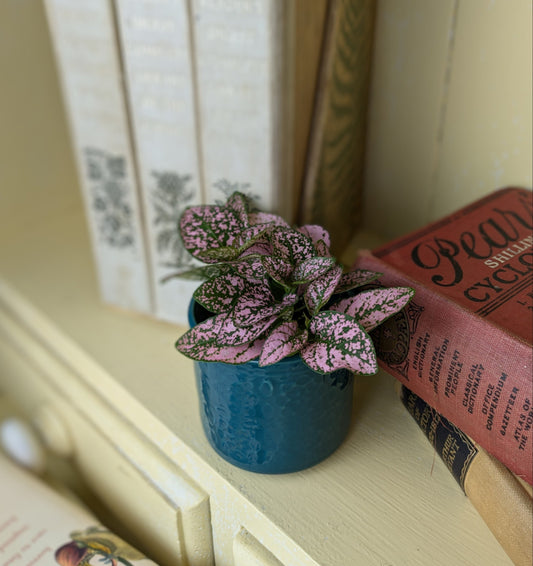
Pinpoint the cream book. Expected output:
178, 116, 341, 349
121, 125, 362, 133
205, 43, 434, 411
44, 0, 152, 314
0, 455, 158, 566
190, 0, 327, 222
114, 0, 204, 325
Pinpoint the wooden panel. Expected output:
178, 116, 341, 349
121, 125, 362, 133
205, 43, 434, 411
233, 529, 283, 566
363, 0, 457, 238
363, 0, 532, 239
431, 0, 533, 217
0, 308, 214, 566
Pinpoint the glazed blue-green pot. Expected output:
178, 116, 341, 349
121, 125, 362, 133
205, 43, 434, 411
188, 300, 354, 474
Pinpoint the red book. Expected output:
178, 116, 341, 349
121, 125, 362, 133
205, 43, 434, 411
355, 187, 533, 485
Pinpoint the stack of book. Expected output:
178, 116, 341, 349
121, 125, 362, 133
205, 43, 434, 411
355, 187, 533, 566
44, 0, 376, 325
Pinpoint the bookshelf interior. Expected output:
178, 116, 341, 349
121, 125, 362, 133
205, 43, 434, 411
0, 200, 515, 566
1, 1, 531, 565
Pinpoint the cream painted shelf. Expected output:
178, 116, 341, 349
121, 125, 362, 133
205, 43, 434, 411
0, 204, 513, 566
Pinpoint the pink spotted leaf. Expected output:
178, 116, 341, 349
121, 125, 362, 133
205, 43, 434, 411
262, 256, 294, 287
304, 265, 343, 315
179, 311, 275, 351
226, 191, 250, 225
249, 211, 290, 228
176, 319, 264, 364
259, 321, 309, 366
193, 272, 248, 313
315, 239, 330, 257
298, 225, 332, 255
334, 269, 383, 293
291, 256, 336, 284
330, 287, 415, 331
228, 256, 266, 282
179, 204, 245, 263
197, 245, 244, 263
241, 240, 273, 257
236, 224, 271, 247
233, 288, 298, 327
270, 227, 316, 264
301, 311, 378, 375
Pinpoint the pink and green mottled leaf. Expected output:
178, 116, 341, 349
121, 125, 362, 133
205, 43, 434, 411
236, 224, 271, 246
298, 225, 331, 255
314, 239, 330, 257
181, 311, 275, 350
228, 256, 266, 282
225, 191, 250, 224
330, 287, 414, 331
197, 225, 274, 263
259, 321, 308, 366
334, 269, 383, 293
197, 245, 243, 263
270, 227, 316, 264
291, 257, 336, 284
179, 205, 245, 263
301, 312, 377, 375
233, 288, 298, 327
241, 241, 273, 257
304, 265, 343, 315
262, 256, 294, 286
193, 273, 248, 313
176, 322, 264, 364
249, 211, 290, 228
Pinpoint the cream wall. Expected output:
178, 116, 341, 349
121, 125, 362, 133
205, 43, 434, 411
0, 1, 80, 238
363, 0, 532, 239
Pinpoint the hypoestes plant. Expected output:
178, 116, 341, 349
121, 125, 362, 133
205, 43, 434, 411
175, 192, 414, 375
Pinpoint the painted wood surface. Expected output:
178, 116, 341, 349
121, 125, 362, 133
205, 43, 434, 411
0, 209, 513, 565
363, 0, 532, 239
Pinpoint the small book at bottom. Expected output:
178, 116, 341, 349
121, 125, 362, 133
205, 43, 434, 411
397, 384, 533, 566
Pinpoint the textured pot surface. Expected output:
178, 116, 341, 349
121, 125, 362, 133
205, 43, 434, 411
188, 300, 354, 473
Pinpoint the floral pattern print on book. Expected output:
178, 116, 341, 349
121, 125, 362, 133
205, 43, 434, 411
84, 148, 136, 249
213, 178, 258, 207
151, 171, 196, 271
54, 526, 150, 566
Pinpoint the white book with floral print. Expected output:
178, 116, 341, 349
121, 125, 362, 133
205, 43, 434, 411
190, 0, 327, 223
114, 0, 204, 326
44, 0, 153, 315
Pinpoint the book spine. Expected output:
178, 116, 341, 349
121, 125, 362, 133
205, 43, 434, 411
398, 385, 533, 566
355, 250, 533, 486
114, 0, 204, 326
189, 0, 287, 215
300, 0, 375, 255
44, 0, 153, 314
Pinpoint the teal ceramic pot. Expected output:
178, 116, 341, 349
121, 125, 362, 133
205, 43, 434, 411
188, 300, 354, 474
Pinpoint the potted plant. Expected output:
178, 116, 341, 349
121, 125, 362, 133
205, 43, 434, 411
174, 191, 414, 473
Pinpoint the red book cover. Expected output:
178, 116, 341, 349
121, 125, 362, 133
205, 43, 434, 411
355, 187, 533, 485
